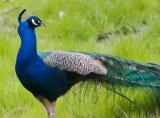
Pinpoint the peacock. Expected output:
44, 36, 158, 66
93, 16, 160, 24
16, 9, 160, 118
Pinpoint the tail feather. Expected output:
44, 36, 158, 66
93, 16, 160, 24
86, 52, 160, 88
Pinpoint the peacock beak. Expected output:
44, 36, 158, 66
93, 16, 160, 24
41, 22, 47, 27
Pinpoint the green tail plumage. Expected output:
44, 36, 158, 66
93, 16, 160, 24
87, 52, 160, 88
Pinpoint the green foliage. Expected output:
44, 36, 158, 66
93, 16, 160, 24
1, 0, 160, 117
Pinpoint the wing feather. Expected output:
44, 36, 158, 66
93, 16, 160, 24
38, 51, 107, 75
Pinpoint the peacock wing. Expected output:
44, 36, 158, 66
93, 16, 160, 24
38, 51, 107, 75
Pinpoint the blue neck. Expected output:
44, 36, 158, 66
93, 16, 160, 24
17, 22, 38, 64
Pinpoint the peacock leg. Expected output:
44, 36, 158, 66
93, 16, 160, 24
37, 96, 56, 118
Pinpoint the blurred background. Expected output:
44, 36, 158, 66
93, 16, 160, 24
1, 0, 160, 118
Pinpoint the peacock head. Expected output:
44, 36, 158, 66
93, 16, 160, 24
18, 9, 46, 29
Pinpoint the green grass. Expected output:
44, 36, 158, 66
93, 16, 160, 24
1, 0, 160, 117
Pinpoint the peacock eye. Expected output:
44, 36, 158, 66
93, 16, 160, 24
37, 20, 41, 24
31, 19, 38, 26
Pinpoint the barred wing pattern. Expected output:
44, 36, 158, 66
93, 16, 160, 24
40, 51, 107, 75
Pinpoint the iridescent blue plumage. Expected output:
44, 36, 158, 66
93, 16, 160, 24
16, 13, 71, 102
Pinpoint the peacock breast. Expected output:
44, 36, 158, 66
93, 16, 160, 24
15, 57, 70, 99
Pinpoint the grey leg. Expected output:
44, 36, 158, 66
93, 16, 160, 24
37, 96, 56, 118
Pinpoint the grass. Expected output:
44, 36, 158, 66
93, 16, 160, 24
1, 0, 160, 117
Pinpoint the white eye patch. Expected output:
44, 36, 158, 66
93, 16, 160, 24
31, 19, 38, 26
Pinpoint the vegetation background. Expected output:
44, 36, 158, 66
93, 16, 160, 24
1, 0, 160, 117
